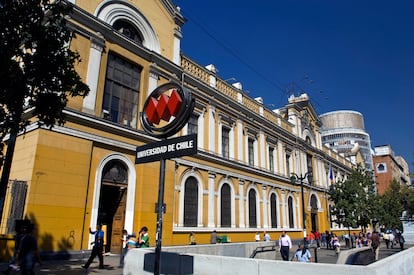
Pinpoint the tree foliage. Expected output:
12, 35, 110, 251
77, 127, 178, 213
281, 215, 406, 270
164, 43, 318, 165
329, 164, 376, 230
374, 180, 405, 230
0, 0, 89, 167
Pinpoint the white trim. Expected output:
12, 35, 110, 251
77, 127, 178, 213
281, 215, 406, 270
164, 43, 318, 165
95, 1, 160, 53
88, 153, 137, 248
217, 178, 236, 228
178, 170, 204, 227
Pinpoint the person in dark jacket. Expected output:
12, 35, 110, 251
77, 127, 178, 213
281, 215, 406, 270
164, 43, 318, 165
82, 224, 105, 269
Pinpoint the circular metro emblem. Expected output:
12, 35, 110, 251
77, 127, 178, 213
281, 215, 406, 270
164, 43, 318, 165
141, 82, 195, 138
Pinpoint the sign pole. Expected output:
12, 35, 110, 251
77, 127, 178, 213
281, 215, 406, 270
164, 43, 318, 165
154, 158, 166, 275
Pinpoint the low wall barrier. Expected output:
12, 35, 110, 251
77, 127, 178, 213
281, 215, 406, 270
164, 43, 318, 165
124, 243, 414, 275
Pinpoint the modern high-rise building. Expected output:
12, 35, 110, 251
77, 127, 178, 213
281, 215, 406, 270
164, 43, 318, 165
319, 110, 373, 171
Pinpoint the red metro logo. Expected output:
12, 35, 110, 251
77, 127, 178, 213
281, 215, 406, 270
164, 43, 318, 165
141, 82, 195, 138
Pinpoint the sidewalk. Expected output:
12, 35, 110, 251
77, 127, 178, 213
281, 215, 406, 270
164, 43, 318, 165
1, 253, 123, 275
1, 243, 411, 274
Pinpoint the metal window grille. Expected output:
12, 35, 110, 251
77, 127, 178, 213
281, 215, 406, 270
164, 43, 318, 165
6, 180, 28, 234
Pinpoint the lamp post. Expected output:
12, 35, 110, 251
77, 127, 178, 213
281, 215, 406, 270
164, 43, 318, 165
290, 172, 312, 247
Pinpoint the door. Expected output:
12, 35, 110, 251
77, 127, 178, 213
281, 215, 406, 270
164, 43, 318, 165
110, 188, 126, 253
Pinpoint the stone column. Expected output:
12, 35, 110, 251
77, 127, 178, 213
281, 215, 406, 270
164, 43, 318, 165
208, 172, 216, 227
238, 179, 245, 228
82, 36, 104, 115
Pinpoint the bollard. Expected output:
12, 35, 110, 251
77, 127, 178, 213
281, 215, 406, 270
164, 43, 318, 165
314, 247, 318, 263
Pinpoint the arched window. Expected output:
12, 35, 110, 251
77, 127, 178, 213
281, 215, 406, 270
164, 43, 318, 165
102, 160, 128, 184
113, 19, 143, 44
183, 177, 198, 227
270, 193, 278, 228
288, 196, 294, 228
248, 189, 257, 228
220, 183, 231, 227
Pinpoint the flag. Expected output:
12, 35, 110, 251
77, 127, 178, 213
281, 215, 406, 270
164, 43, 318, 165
329, 163, 333, 183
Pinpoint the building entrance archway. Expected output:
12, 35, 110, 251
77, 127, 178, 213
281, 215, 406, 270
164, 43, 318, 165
98, 160, 128, 253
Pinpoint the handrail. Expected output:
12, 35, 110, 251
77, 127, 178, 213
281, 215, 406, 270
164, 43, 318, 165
249, 244, 276, 258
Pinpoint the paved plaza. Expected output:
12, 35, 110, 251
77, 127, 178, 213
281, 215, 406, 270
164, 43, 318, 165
0, 243, 411, 274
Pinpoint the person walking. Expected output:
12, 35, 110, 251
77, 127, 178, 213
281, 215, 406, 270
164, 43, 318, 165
383, 230, 390, 249
278, 230, 292, 261
255, 232, 260, 242
293, 243, 312, 262
396, 231, 405, 250
2, 221, 27, 274
14, 223, 42, 275
82, 224, 104, 270
371, 231, 381, 261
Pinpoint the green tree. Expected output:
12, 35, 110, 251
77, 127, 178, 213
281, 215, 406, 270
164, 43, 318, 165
374, 180, 405, 230
329, 164, 376, 232
0, 0, 89, 216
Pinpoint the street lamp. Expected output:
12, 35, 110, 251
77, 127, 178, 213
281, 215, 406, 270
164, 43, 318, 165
290, 172, 312, 247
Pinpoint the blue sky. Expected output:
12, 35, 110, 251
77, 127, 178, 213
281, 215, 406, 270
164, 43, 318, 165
173, 0, 414, 172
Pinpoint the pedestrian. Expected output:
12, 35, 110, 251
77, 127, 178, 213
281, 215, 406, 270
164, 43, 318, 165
82, 224, 104, 270
137, 226, 149, 248
14, 223, 42, 275
371, 231, 380, 261
119, 229, 129, 268
383, 230, 390, 249
263, 231, 271, 242
293, 243, 312, 262
307, 231, 315, 247
189, 232, 196, 245
278, 230, 292, 261
397, 231, 405, 250
315, 230, 321, 248
331, 233, 340, 255
210, 230, 217, 244
325, 231, 332, 250
2, 220, 27, 274
389, 231, 395, 248
255, 232, 260, 242
127, 232, 137, 248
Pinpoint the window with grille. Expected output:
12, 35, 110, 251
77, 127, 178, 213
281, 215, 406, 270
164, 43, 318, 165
248, 189, 257, 228
183, 177, 198, 227
6, 180, 28, 234
269, 147, 274, 172
222, 127, 230, 159
248, 138, 254, 166
288, 196, 294, 228
102, 160, 127, 184
102, 53, 141, 128
306, 153, 313, 183
188, 114, 198, 135
220, 183, 231, 227
270, 193, 278, 228
285, 153, 291, 175
113, 20, 143, 44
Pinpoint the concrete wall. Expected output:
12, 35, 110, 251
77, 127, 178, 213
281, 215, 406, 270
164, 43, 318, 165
124, 243, 414, 275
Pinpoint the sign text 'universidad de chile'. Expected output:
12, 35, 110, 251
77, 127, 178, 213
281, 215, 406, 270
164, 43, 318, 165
135, 134, 197, 164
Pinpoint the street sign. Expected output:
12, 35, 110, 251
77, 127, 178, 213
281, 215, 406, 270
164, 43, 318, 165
135, 134, 197, 164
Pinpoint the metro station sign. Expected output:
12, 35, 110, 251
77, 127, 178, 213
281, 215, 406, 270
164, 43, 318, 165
135, 134, 197, 164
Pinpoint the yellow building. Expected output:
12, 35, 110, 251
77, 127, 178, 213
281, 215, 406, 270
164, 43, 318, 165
0, 0, 354, 256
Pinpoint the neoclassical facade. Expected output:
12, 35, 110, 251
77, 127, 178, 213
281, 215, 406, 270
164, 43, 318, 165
0, 0, 353, 255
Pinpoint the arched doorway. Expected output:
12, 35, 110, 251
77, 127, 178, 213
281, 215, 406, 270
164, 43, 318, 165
310, 194, 318, 232
98, 160, 128, 253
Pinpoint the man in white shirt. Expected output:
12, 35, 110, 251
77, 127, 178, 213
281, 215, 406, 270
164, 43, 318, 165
278, 230, 292, 261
